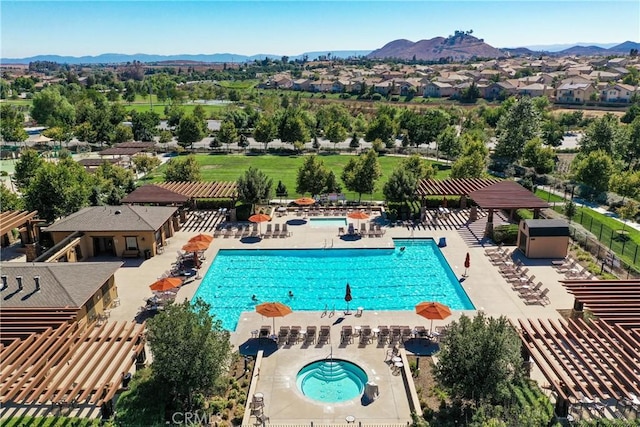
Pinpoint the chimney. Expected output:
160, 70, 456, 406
34, 276, 41, 293
16, 276, 23, 292
1, 275, 7, 291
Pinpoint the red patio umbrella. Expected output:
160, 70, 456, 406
189, 234, 214, 244
149, 277, 182, 292
415, 301, 452, 333
294, 197, 316, 206
464, 252, 470, 277
347, 211, 370, 228
256, 301, 293, 331
249, 213, 271, 236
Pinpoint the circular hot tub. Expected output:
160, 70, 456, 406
296, 359, 368, 403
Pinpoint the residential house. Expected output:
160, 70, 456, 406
483, 81, 516, 100
424, 81, 455, 98
600, 83, 636, 103
560, 75, 592, 85
292, 79, 311, 91
588, 71, 620, 82
556, 82, 596, 103
373, 80, 399, 96
1, 261, 122, 324
607, 57, 628, 68
310, 80, 334, 93
44, 205, 178, 260
517, 83, 554, 98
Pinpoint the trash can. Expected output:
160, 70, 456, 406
122, 372, 132, 388
144, 249, 152, 260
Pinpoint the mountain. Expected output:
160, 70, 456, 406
607, 41, 640, 53
519, 42, 619, 52
367, 34, 505, 61
556, 45, 610, 56
0, 50, 372, 65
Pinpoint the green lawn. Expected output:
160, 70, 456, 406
1, 416, 101, 427
142, 153, 450, 201
218, 80, 259, 90
534, 188, 565, 203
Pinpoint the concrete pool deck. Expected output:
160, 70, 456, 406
105, 211, 575, 424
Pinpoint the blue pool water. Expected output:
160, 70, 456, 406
194, 238, 474, 330
296, 359, 368, 403
309, 217, 347, 227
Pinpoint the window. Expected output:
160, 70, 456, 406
125, 236, 138, 250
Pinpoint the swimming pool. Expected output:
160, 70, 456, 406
194, 238, 474, 330
309, 217, 347, 228
296, 359, 368, 403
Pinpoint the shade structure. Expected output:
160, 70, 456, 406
182, 241, 210, 252
347, 211, 369, 220
149, 277, 183, 292
294, 197, 316, 206
248, 213, 271, 223
345, 283, 353, 314
189, 234, 214, 244
415, 301, 452, 333
255, 302, 293, 331
464, 252, 470, 277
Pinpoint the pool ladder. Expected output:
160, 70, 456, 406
323, 239, 334, 249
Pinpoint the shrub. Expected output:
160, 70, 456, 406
492, 224, 519, 244
209, 397, 227, 414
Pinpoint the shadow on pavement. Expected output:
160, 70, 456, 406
403, 338, 440, 356
238, 337, 278, 357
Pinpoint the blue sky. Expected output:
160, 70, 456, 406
1, 1, 638, 58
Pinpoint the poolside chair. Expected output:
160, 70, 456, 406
277, 326, 289, 345
385, 344, 400, 363
368, 223, 376, 237
304, 326, 317, 345
318, 326, 331, 344
259, 325, 271, 338
360, 223, 368, 236
281, 223, 290, 238
273, 223, 281, 237
377, 326, 390, 344
374, 224, 384, 237
223, 227, 233, 238
338, 227, 345, 236
250, 224, 260, 238
347, 223, 356, 236
390, 326, 402, 345
214, 226, 225, 238
516, 281, 542, 296
341, 326, 353, 344
360, 326, 373, 345
484, 244, 504, 254
523, 287, 550, 306
263, 223, 273, 239
401, 326, 413, 342
414, 326, 428, 338
287, 326, 300, 345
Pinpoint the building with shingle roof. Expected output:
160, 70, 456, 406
44, 205, 178, 259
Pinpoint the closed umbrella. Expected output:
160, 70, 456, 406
415, 301, 452, 334
464, 252, 470, 277
256, 302, 293, 331
149, 277, 183, 292
345, 283, 353, 314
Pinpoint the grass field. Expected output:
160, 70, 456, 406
141, 153, 451, 200
534, 188, 565, 203
1, 417, 101, 427
218, 80, 259, 90
125, 103, 227, 119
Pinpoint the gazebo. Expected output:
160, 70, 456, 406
468, 181, 549, 236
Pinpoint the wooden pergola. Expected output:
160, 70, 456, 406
121, 184, 191, 206
560, 280, 640, 330
99, 141, 156, 157
0, 321, 146, 412
0, 307, 78, 342
416, 178, 501, 197
468, 181, 549, 236
156, 181, 238, 199
0, 210, 39, 246
514, 318, 640, 418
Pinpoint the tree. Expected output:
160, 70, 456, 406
522, 137, 556, 174
132, 155, 161, 174
237, 167, 273, 213
609, 171, 640, 202
494, 97, 540, 163
158, 130, 173, 145
147, 298, 231, 410
278, 108, 310, 144
30, 87, 76, 127
112, 123, 134, 144
176, 115, 205, 149
400, 154, 435, 180
296, 155, 329, 196
434, 313, 523, 405
0, 185, 23, 211
0, 104, 28, 143
341, 149, 382, 202
540, 119, 564, 147
622, 116, 640, 170
131, 110, 160, 142
451, 152, 486, 178
383, 168, 417, 207
365, 114, 395, 143
253, 116, 277, 152
217, 120, 238, 153
324, 171, 342, 193
349, 132, 360, 151
564, 200, 577, 222
43, 125, 73, 148
579, 113, 623, 157
437, 126, 462, 160
13, 149, 43, 190
24, 159, 94, 222
275, 180, 288, 200
164, 155, 201, 182
617, 201, 639, 236
325, 122, 347, 150
571, 150, 614, 197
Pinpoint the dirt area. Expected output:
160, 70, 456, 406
553, 108, 625, 118
406, 356, 443, 411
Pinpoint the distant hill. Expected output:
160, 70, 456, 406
556, 45, 610, 56
502, 47, 540, 56
367, 33, 506, 61
0, 50, 371, 65
607, 41, 640, 53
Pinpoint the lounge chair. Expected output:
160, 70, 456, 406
360, 326, 373, 344
374, 224, 384, 237
401, 326, 413, 342
516, 281, 542, 296
390, 326, 402, 344
304, 326, 317, 345
214, 226, 225, 238
338, 227, 345, 236
281, 223, 290, 238
377, 326, 390, 344
523, 287, 550, 305
274, 223, 281, 237
341, 326, 353, 344
259, 325, 271, 338
263, 223, 273, 239
250, 224, 260, 238
368, 223, 376, 237
277, 327, 289, 345
414, 326, 428, 338
360, 223, 368, 236
318, 326, 331, 344
347, 223, 356, 236
287, 327, 300, 345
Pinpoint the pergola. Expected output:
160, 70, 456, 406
560, 280, 640, 330
0, 307, 78, 342
121, 184, 191, 206
468, 181, 549, 235
0, 321, 146, 413
99, 141, 156, 157
0, 210, 39, 246
416, 178, 501, 197
514, 317, 640, 418
156, 181, 238, 199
